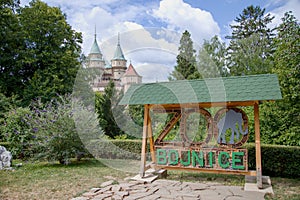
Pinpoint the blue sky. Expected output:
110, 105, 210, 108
21, 0, 299, 82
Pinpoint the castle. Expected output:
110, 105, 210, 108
86, 33, 142, 92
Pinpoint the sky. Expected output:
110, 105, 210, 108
20, 0, 300, 82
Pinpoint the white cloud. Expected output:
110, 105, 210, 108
268, 0, 300, 28
152, 0, 220, 46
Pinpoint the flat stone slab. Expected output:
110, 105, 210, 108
74, 177, 268, 200
244, 183, 274, 196
130, 174, 158, 183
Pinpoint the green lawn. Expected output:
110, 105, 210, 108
0, 159, 129, 200
0, 159, 299, 200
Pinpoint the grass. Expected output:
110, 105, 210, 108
0, 159, 299, 200
0, 159, 129, 200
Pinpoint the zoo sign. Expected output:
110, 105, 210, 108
156, 148, 248, 172
154, 107, 250, 172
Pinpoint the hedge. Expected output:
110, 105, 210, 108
2, 140, 299, 178
88, 140, 300, 178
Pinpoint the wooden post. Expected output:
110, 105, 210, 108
147, 110, 156, 165
254, 102, 263, 188
140, 104, 149, 177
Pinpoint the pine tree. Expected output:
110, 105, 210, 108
170, 30, 199, 80
197, 36, 227, 78
226, 5, 274, 75
95, 81, 124, 139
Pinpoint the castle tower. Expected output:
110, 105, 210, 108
121, 62, 142, 92
87, 30, 105, 69
86, 29, 106, 91
111, 33, 127, 80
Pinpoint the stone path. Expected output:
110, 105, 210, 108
72, 179, 266, 200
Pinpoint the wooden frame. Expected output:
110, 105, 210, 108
139, 101, 263, 189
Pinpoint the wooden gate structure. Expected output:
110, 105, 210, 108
119, 74, 282, 188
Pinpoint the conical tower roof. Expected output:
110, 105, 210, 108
89, 28, 102, 54
112, 33, 126, 60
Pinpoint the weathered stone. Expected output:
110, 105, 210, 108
100, 180, 115, 188
71, 197, 88, 200
82, 192, 98, 198
90, 188, 101, 193
92, 193, 113, 200
0, 146, 12, 170
115, 191, 129, 198
111, 184, 121, 192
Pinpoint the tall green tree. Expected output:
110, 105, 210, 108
197, 35, 227, 78
261, 12, 300, 146
0, 0, 23, 97
0, 0, 82, 105
20, 0, 82, 104
226, 5, 274, 75
95, 81, 124, 139
170, 30, 199, 80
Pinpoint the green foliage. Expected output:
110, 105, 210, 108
170, 30, 198, 80
197, 36, 228, 77
0, 107, 34, 158
246, 143, 300, 178
89, 140, 148, 160
95, 81, 124, 139
0, 0, 82, 105
260, 12, 300, 146
226, 5, 274, 75
27, 96, 88, 164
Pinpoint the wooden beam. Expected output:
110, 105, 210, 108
154, 165, 256, 176
254, 102, 263, 188
140, 104, 149, 177
147, 111, 156, 164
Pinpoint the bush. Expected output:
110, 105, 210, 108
246, 143, 300, 178
0, 107, 34, 159
28, 96, 89, 164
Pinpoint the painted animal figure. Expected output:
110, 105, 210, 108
217, 110, 248, 144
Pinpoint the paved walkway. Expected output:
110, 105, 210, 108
72, 179, 266, 200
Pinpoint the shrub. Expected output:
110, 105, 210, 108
246, 143, 300, 178
28, 96, 89, 164
0, 107, 34, 159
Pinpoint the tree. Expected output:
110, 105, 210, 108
0, 0, 82, 105
197, 35, 227, 78
226, 5, 274, 75
170, 30, 199, 80
95, 81, 124, 139
0, 0, 23, 97
261, 12, 300, 146
20, 0, 82, 105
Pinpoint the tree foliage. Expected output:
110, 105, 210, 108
197, 35, 227, 78
226, 5, 274, 75
170, 30, 198, 80
95, 81, 124, 139
261, 12, 300, 146
0, 0, 82, 105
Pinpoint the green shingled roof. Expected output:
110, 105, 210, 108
113, 43, 126, 60
119, 74, 282, 105
90, 38, 102, 54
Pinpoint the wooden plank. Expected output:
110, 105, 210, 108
147, 112, 156, 164
154, 165, 256, 176
254, 102, 263, 188
140, 104, 149, 177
